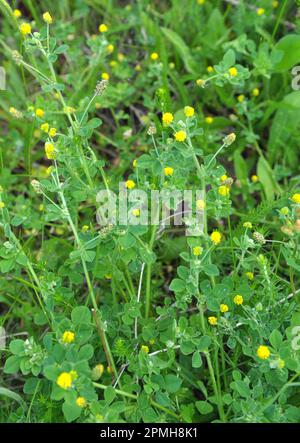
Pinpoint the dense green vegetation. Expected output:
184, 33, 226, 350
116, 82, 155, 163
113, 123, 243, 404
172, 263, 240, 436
0, 0, 300, 423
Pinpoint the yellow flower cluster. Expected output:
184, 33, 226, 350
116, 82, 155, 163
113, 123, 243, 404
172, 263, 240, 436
174, 130, 186, 142
164, 167, 174, 177
233, 294, 243, 305
208, 316, 217, 326
162, 112, 173, 126
210, 230, 221, 245
56, 370, 77, 390
256, 345, 270, 360
62, 330, 75, 344
192, 246, 202, 256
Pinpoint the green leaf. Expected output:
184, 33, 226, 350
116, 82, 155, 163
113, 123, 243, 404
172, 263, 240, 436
62, 401, 82, 422
9, 339, 25, 356
165, 374, 182, 393
192, 351, 202, 368
195, 400, 213, 415
78, 344, 94, 360
4, 355, 21, 374
203, 264, 219, 277
71, 306, 91, 325
269, 330, 283, 349
169, 278, 185, 292
161, 27, 197, 74
257, 156, 277, 201
104, 386, 116, 405
272, 35, 300, 72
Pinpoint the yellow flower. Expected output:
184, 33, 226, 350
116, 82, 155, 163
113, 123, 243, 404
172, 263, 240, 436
133, 159, 137, 168
132, 208, 140, 217
150, 52, 159, 61
105, 274, 112, 279
256, 345, 270, 360
40, 123, 49, 133
149, 339, 155, 345
82, 225, 89, 232
99, 23, 108, 33
92, 363, 104, 380
272, 1, 279, 8
35, 108, 44, 118
76, 397, 87, 408
196, 79, 205, 87
0, 202, 5, 209
43, 12, 53, 24
101, 72, 110, 80
197, 0, 205, 4
220, 304, 229, 313
135, 64, 142, 71
62, 331, 75, 344
207, 66, 214, 73
245, 272, 254, 280
13, 9, 22, 18
196, 199, 205, 210
205, 116, 214, 124
233, 294, 243, 305
20, 22, 31, 35
141, 345, 149, 354
218, 185, 230, 197
117, 53, 125, 62
228, 67, 238, 77
257, 8, 265, 16
125, 180, 135, 189
220, 174, 228, 182
39, 204, 44, 212
252, 88, 260, 97
291, 193, 300, 204
243, 222, 253, 229
174, 130, 187, 142
46, 166, 53, 176
49, 127, 57, 137
162, 112, 174, 126
210, 230, 221, 245
164, 166, 174, 177
208, 316, 217, 326
251, 175, 258, 183
278, 358, 285, 369
45, 142, 55, 160
184, 106, 195, 117
237, 94, 245, 103
192, 246, 203, 256
56, 372, 73, 390
280, 207, 289, 215
110, 60, 117, 67
107, 44, 114, 54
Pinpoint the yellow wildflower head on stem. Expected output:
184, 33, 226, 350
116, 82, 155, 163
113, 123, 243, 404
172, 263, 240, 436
45, 142, 55, 160
218, 185, 230, 197
233, 294, 244, 305
141, 345, 149, 354
164, 167, 174, 177
20, 22, 31, 36
208, 316, 217, 326
132, 208, 140, 217
40, 123, 49, 133
174, 130, 186, 142
101, 72, 109, 80
257, 8, 265, 16
228, 67, 238, 77
150, 52, 159, 61
125, 180, 135, 189
13, 9, 22, 18
210, 230, 221, 245
49, 127, 57, 137
162, 112, 174, 126
56, 372, 73, 390
252, 88, 260, 97
196, 79, 205, 87
243, 222, 253, 229
205, 116, 214, 124
251, 175, 258, 183
76, 397, 87, 408
220, 304, 229, 313
237, 94, 245, 103
0, 202, 5, 209
184, 106, 195, 117
35, 108, 44, 118
43, 12, 53, 24
256, 345, 270, 360
291, 193, 300, 204
245, 272, 254, 281
207, 66, 213, 73
99, 23, 108, 33
196, 199, 205, 210
62, 331, 75, 344
192, 246, 203, 256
